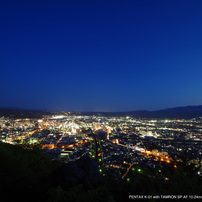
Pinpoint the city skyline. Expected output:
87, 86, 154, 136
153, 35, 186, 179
1, 0, 202, 111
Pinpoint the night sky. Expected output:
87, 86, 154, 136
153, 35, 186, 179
1, 0, 202, 112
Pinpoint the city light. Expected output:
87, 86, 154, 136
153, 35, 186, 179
0, 114, 201, 182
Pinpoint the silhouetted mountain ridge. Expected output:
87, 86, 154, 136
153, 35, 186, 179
0, 105, 202, 119
76, 105, 202, 119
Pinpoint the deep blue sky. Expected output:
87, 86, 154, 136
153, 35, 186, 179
1, 0, 202, 112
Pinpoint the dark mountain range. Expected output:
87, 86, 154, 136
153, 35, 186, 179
0, 105, 202, 119
71, 105, 202, 119
0, 108, 59, 119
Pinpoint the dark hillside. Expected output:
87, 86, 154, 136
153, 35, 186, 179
0, 142, 201, 202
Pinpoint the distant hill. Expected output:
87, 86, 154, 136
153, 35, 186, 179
0, 105, 202, 119
77, 105, 202, 119
148, 105, 202, 119
0, 108, 56, 119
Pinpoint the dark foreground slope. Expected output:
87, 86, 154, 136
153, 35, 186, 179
0, 142, 201, 202
0, 142, 61, 202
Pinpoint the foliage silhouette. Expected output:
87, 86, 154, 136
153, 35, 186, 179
0, 142, 201, 202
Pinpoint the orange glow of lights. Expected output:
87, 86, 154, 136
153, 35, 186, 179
68, 144, 74, 148
42, 144, 55, 149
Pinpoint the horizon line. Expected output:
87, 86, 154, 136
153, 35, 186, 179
0, 104, 202, 113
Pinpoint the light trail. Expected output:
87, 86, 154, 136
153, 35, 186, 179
122, 164, 134, 179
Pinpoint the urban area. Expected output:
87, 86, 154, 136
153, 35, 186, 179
0, 114, 201, 180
